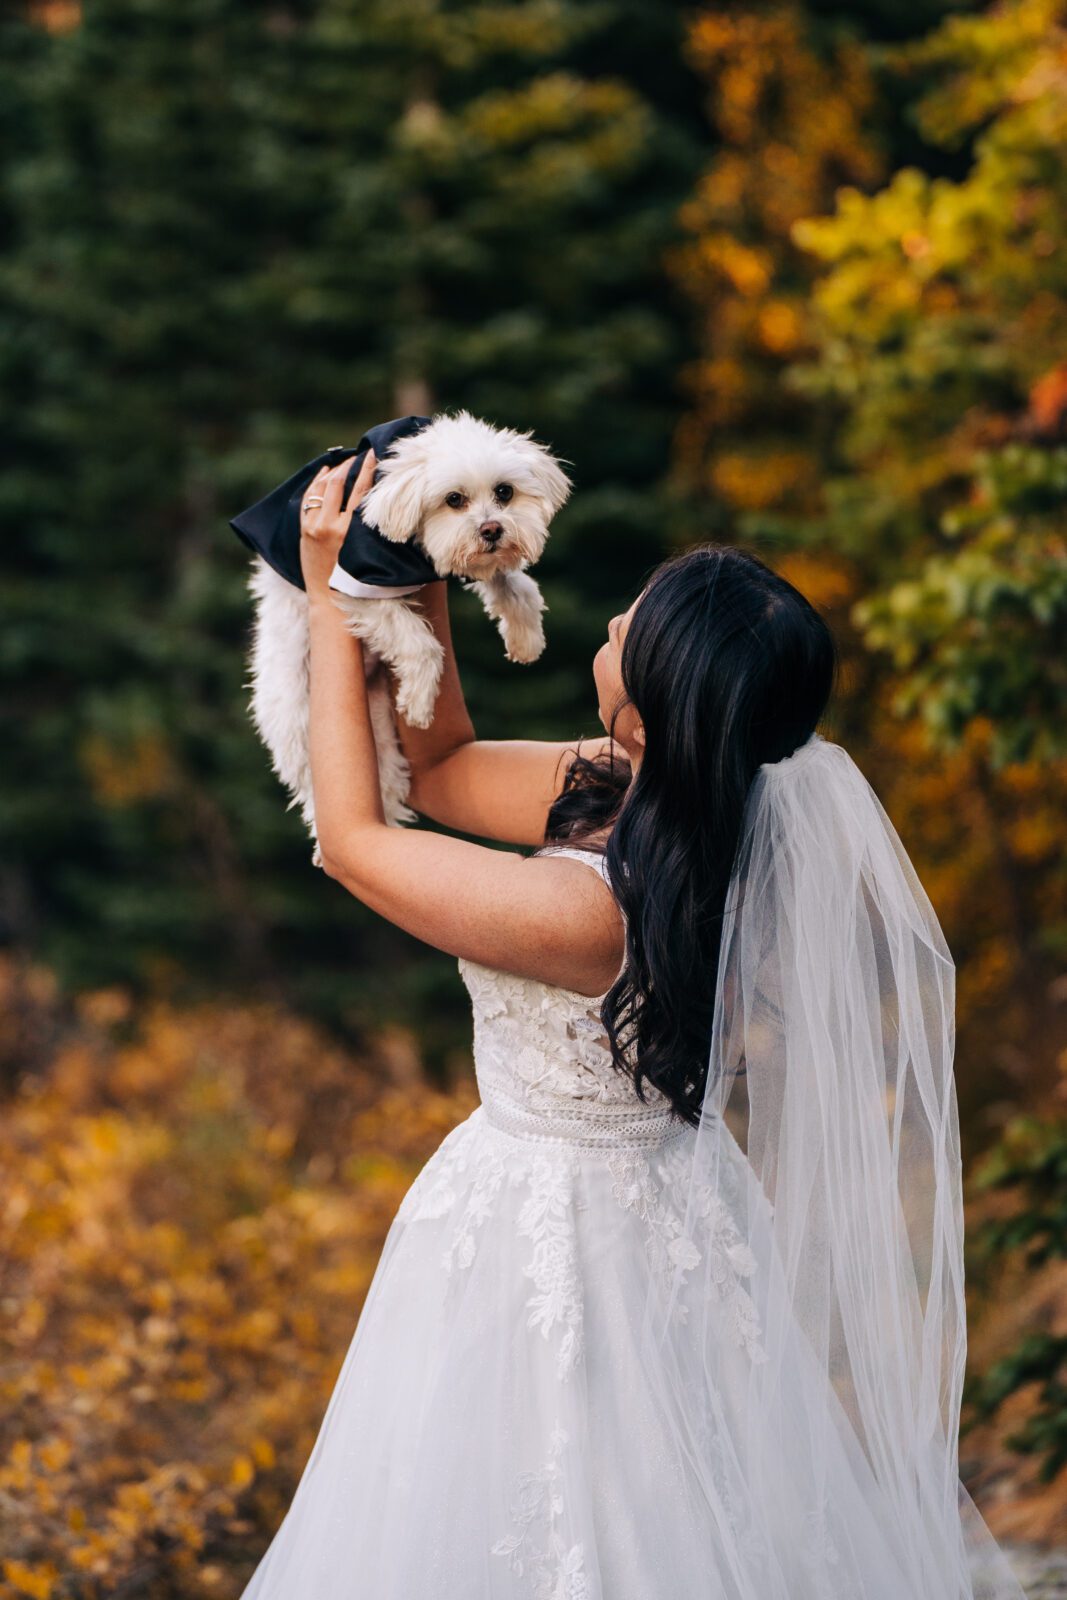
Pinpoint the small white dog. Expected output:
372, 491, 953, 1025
244, 410, 571, 861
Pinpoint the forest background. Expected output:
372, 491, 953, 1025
1, 0, 1065, 1594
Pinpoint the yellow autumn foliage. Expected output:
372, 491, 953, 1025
0, 955, 477, 1598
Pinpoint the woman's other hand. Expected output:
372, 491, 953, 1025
300, 449, 377, 604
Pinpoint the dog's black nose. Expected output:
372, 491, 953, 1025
479, 521, 503, 545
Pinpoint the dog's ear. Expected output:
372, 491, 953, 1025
530, 450, 573, 520
360, 452, 428, 544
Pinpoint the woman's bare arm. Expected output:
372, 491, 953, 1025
392, 582, 617, 846
308, 595, 623, 995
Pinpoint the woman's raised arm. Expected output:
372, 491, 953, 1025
297, 459, 623, 996
392, 581, 615, 847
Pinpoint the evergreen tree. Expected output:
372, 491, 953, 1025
0, 0, 707, 1052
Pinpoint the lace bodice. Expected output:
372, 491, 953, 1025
457, 845, 677, 1148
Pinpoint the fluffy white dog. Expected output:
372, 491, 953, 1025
245, 410, 572, 862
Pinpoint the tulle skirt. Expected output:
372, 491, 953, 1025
238, 1103, 1023, 1600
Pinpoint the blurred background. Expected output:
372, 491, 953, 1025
1, 0, 1065, 1593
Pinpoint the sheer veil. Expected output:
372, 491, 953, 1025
634, 734, 1026, 1599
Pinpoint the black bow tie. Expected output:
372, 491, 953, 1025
229, 414, 443, 591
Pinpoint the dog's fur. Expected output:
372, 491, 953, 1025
245, 411, 571, 863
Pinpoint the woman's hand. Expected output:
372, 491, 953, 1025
300, 449, 377, 605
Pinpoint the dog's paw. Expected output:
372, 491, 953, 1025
501, 612, 546, 664
394, 672, 440, 729
396, 697, 434, 730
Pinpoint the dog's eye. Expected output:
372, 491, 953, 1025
494, 483, 514, 505
445, 492, 467, 510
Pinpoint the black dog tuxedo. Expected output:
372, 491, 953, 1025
229, 414, 442, 593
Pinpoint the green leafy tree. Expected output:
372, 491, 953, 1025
786, 0, 1067, 1506
793, 0, 1067, 764
674, 6, 1067, 1515
676, 0, 1066, 1110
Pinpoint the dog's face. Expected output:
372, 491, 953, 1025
359, 411, 571, 580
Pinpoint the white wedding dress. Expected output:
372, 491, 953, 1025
239, 842, 1022, 1600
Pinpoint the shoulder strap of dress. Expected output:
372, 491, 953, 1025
534, 843, 612, 885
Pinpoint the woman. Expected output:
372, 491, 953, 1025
240, 452, 1025, 1598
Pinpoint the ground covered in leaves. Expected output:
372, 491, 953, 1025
0, 956, 477, 1598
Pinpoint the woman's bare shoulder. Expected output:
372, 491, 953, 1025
406, 736, 620, 847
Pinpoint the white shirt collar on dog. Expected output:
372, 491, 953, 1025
328, 562, 427, 601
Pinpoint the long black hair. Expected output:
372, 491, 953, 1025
545, 544, 837, 1126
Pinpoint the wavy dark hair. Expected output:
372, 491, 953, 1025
545, 544, 836, 1126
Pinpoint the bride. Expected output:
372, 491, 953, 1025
239, 451, 1026, 1598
